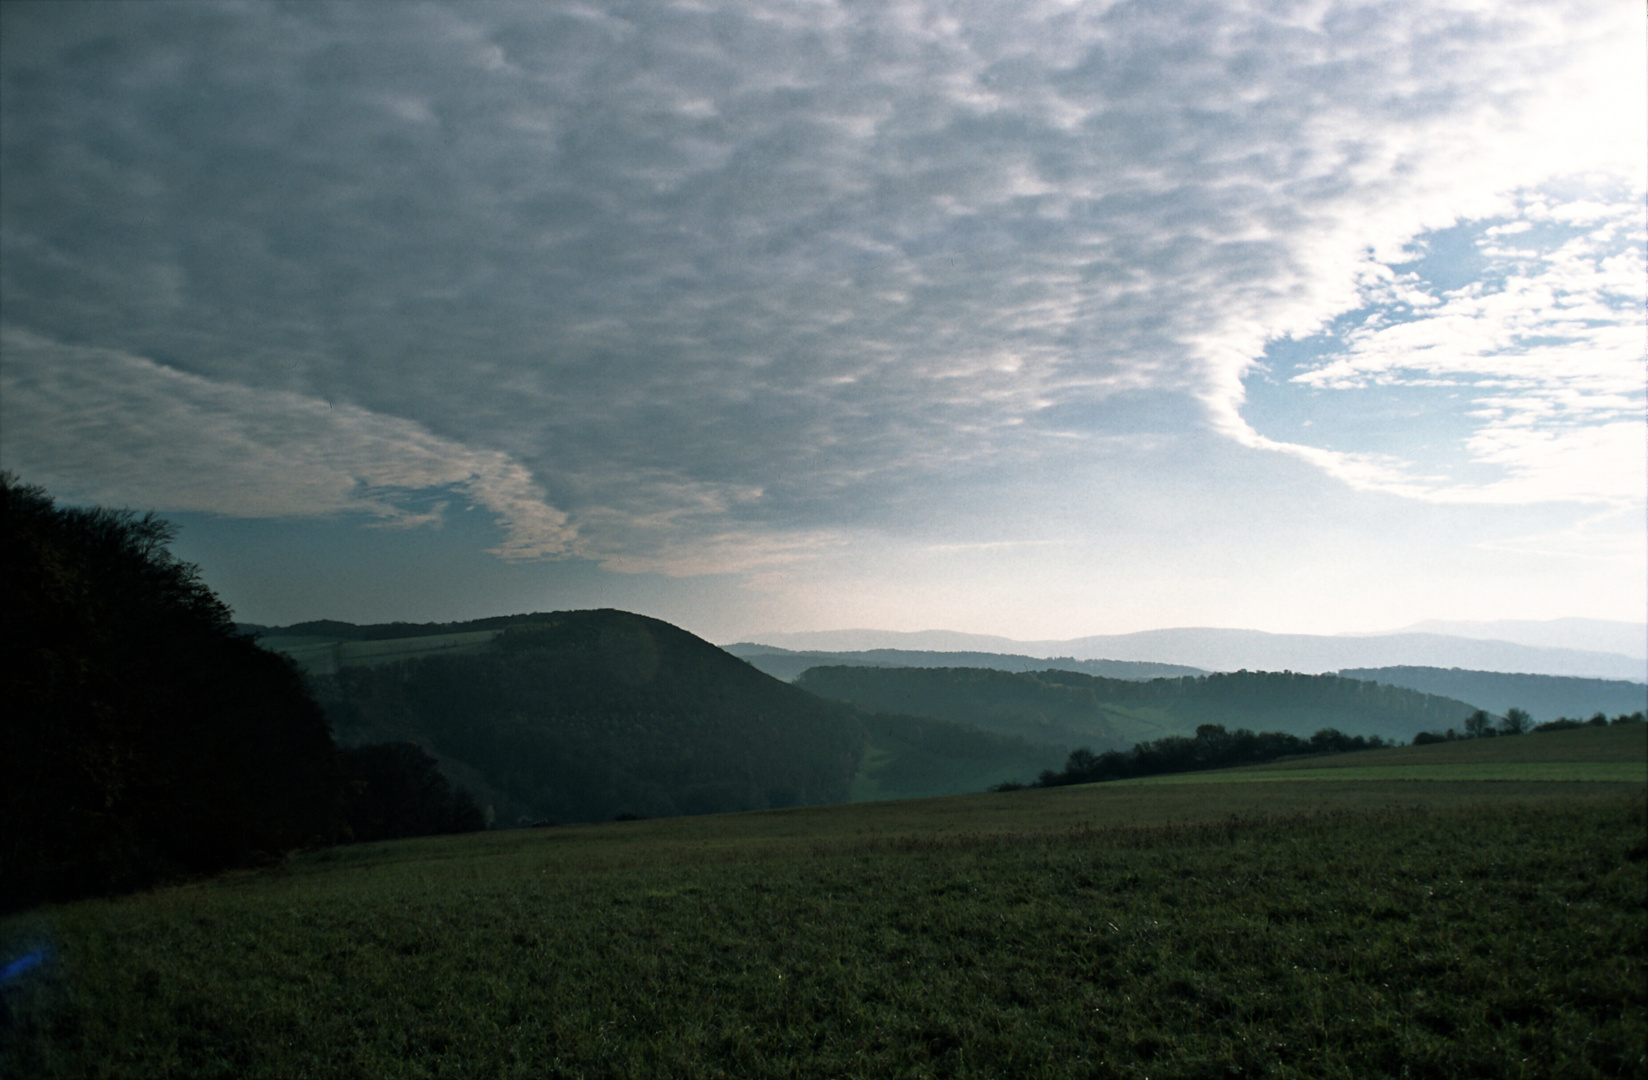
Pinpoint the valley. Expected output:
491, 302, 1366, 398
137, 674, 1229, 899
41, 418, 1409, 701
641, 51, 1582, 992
247, 610, 1646, 826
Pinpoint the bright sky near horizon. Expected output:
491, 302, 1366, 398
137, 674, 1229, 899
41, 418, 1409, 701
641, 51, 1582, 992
2, 0, 1643, 643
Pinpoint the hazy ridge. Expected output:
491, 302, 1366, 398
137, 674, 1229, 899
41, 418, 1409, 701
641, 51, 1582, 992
722, 643, 1204, 682
256, 610, 1061, 818
1387, 619, 1646, 659
743, 624, 1646, 680
794, 665, 1479, 749
1338, 667, 1647, 724
242, 612, 1644, 820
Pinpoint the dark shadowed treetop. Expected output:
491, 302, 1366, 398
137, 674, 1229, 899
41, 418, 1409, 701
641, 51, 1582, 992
1, 474, 344, 910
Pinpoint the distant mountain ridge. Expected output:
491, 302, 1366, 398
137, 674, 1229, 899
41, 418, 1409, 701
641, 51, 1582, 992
738, 625, 1645, 680
1386, 619, 1645, 660
722, 644, 1204, 683
795, 666, 1478, 749
239, 613, 1645, 812
721, 645, 1642, 725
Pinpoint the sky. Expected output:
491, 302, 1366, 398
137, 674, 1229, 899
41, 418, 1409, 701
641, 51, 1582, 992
2, 0, 1643, 645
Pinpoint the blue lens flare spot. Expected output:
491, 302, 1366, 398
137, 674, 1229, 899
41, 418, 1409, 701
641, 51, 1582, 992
1, 949, 50, 983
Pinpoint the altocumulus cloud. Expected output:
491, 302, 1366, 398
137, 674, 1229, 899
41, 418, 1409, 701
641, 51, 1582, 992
0, 0, 1641, 580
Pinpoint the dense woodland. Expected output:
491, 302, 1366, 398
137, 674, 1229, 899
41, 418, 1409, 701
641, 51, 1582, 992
795, 664, 1477, 749
0, 476, 481, 910
315, 612, 869, 825
1339, 666, 1647, 722
340, 743, 487, 841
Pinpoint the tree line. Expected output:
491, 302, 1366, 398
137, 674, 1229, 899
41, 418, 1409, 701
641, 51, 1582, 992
1004, 724, 1391, 789
1413, 709, 1646, 744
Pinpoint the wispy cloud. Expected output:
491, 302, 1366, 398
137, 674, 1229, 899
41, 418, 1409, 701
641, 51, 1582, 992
1243, 189, 1646, 506
0, 328, 576, 559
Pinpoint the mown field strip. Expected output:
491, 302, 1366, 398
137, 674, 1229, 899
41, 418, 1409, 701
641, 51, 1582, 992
1114, 762, 1647, 785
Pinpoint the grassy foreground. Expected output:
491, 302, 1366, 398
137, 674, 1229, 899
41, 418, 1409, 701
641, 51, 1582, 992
2, 779, 1644, 1078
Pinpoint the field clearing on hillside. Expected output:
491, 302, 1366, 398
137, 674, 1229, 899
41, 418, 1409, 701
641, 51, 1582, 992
261, 630, 502, 675
4, 775, 1644, 1079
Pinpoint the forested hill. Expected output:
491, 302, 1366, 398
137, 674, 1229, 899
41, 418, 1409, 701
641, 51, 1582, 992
1338, 666, 1647, 723
314, 610, 868, 825
794, 666, 1479, 749
722, 643, 1204, 683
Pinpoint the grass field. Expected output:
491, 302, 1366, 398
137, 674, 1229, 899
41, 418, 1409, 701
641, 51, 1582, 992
258, 630, 502, 676
1118, 762, 1645, 784
2, 737, 1644, 1078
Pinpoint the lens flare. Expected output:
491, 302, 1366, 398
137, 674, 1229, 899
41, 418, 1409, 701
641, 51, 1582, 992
0, 949, 49, 984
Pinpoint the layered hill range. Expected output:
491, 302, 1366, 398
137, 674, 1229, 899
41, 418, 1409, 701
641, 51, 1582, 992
240, 609, 1643, 828
739, 622, 1647, 681
257, 611, 1061, 824
793, 665, 1471, 750
727, 645, 1646, 725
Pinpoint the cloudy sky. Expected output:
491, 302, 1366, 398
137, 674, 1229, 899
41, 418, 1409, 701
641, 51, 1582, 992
2, 0, 1642, 643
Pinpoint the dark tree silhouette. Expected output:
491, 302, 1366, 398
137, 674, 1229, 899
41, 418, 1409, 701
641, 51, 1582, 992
1, 475, 344, 909
1029, 723, 1388, 787
340, 743, 485, 842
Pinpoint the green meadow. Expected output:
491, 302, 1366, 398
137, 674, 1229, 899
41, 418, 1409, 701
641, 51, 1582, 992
2, 730, 1644, 1079
258, 630, 502, 677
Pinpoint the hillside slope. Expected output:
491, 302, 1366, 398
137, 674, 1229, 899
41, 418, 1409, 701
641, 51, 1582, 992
258, 611, 1075, 813
724, 644, 1203, 683
795, 666, 1479, 748
315, 610, 867, 825
1339, 666, 1647, 722
754, 627, 1644, 679
849, 710, 1067, 801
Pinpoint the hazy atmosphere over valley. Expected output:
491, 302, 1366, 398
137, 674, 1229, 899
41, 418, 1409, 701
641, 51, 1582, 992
2, 0, 1644, 649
